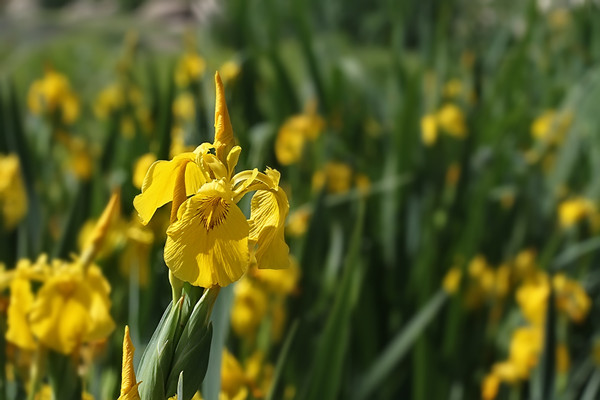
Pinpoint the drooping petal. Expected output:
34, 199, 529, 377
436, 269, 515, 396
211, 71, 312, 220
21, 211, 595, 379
133, 153, 204, 225
84, 265, 115, 342
6, 277, 36, 350
164, 181, 249, 287
249, 187, 290, 270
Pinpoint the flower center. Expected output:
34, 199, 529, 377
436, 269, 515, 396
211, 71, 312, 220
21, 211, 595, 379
198, 195, 230, 231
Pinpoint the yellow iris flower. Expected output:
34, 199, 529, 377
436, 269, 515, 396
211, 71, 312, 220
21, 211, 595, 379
29, 261, 114, 355
0, 154, 28, 231
134, 73, 289, 288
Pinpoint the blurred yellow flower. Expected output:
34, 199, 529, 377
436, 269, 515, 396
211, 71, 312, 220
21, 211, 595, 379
6, 271, 36, 350
175, 52, 206, 88
558, 197, 594, 228
481, 373, 500, 400
219, 61, 241, 84
251, 256, 300, 296
29, 262, 114, 354
120, 218, 154, 287
221, 349, 248, 400
134, 73, 289, 287
28, 69, 80, 124
420, 114, 438, 146
442, 267, 462, 295
436, 103, 467, 138
94, 83, 125, 119
275, 124, 306, 166
60, 93, 80, 124
494, 264, 511, 299
275, 103, 324, 165
513, 248, 537, 279
508, 327, 543, 376
231, 279, 268, 337
133, 153, 157, 190
443, 78, 463, 99
173, 92, 196, 121
35, 385, 94, 400
286, 208, 311, 237
516, 272, 549, 326
312, 162, 353, 194
468, 255, 488, 278
65, 137, 93, 181
0, 154, 28, 230
492, 360, 524, 384
530, 110, 572, 144
553, 274, 591, 323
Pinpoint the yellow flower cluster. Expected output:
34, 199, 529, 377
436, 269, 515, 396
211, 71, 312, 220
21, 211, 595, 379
275, 101, 325, 166
421, 103, 468, 146
479, 251, 591, 399
525, 109, 574, 170
530, 109, 572, 145
0, 154, 28, 231
35, 385, 94, 399
454, 255, 512, 307
558, 196, 595, 229
231, 257, 300, 340
134, 73, 290, 288
27, 68, 80, 124
4, 255, 114, 355
78, 204, 159, 288
312, 162, 370, 195
94, 83, 152, 139
175, 52, 206, 88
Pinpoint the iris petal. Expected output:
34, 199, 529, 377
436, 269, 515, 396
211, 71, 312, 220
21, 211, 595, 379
164, 181, 249, 287
133, 153, 204, 225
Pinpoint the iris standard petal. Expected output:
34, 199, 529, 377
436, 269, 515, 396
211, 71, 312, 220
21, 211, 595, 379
133, 153, 204, 224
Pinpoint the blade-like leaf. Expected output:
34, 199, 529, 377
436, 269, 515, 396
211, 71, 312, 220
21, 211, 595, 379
354, 290, 448, 400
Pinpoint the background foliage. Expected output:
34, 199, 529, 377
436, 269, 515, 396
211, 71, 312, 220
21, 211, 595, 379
2, 0, 600, 399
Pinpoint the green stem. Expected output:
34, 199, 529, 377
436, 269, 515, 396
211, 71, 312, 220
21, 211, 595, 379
27, 346, 46, 400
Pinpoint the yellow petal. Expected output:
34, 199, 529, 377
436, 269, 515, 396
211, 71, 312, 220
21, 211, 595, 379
118, 326, 140, 399
275, 123, 305, 166
118, 383, 142, 400
133, 153, 204, 225
213, 72, 235, 162
29, 270, 92, 354
80, 190, 121, 265
84, 265, 115, 342
249, 188, 289, 270
6, 277, 36, 350
164, 181, 249, 287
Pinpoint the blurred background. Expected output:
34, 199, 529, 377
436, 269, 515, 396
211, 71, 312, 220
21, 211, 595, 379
2, 0, 600, 399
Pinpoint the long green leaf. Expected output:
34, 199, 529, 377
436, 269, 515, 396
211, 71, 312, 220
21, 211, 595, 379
266, 320, 299, 400
301, 200, 365, 400
354, 291, 448, 400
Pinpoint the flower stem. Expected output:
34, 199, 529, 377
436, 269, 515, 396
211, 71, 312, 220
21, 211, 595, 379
27, 345, 46, 400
